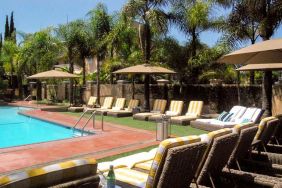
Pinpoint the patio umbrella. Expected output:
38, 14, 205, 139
113, 64, 176, 110
27, 70, 79, 79
237, 63, 282, 71
218, 38, 282, 64
218, 38, 282, 116
27, 70, 79, 104
113, 64, 176, 74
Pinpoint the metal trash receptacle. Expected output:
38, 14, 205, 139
156, 115, 171, 141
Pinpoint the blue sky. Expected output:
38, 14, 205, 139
0, 0, 281, 47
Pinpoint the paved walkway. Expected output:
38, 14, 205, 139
0, 107, 158, 175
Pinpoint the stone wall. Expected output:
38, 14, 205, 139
41, 83, 282, 115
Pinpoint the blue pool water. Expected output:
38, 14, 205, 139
0, 106, 87, 148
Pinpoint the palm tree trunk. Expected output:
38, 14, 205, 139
262, 71, 272, 116
96, 55, 100, 106
68, 48, 74, 105
143, 22, 151, 110
36, 80, 42, 101
249, 71, 255, 85
82, 58, 86, 86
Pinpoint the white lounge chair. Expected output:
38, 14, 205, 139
191, 106, 263, 131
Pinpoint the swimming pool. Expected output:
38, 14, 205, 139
0, 106, 89, 148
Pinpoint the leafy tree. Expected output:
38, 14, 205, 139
87, 3, 111, 105
17, 29, 62, 99
1, 40, 18, 89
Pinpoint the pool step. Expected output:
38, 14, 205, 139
73, 133, 82, 137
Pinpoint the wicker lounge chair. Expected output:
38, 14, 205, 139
95, 97, 125, 115
108, 135, 207, 188
148, 100, 184, 122
170, 101, 203, 125
191, 106, 263, 131
133, 99, 167, 121
107, 99, 140, 117
131, 129, 238, 187
270, 114, 282, 145
253, 117, 280, 152
0, 158, 100, 188
68, 96, 97, 112
87, 96, 114, 113
195, 130, 239, 187
219, 122, 282, 187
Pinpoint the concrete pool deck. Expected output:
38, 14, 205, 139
0, 106, 158, 175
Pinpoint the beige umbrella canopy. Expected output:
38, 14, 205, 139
218, 38, 282, 64
113, 64, 176, 74
113, 64, 176, 110
27, 70, 79, 79
237, 63, 282, 71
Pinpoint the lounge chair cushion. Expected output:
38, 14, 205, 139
133, 112, 160, 121
199, 128, 233, 144
232, 122, 256, 134
234, 107, 258, 123
125, 99, 139, 111
254, 116, 277, 141
170, 114, 198, 125
101, 97, 114, 109
99, 148, 158, 172
0, 158, 97, 188
134, 160, 153, 171
165, 111, 179, 116
114, 167, 148, 187
112, 98, 126, 110
152, 99, 167, 114
87, 96, 97, 107
229, 106, 247, 122
186, 101, 204, 117
167, 100, 184, 116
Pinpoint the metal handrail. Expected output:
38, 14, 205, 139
72, 110, 88, 131
24, 95, 32, 101
81, 111, 96, 136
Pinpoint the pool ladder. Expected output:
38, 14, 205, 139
72, 110, 96, 136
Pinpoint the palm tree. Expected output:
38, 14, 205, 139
87, 3, 111, 105
222, 1, 260, 84
70, 20, 91, 86
171, 0, 224, 83
252, 0, 282, 116
56, 22, 81, 104
171, 0, 225, 57
122, 0, 169, 110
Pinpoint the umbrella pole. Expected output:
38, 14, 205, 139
132, 75, 135, 99
144, 75, 150, 110
237, 71, 241, 105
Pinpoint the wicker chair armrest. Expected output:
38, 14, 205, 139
221, 167, 282, 187
266, 144, 282, 154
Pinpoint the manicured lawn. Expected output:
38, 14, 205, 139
62, 111, 208, 137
